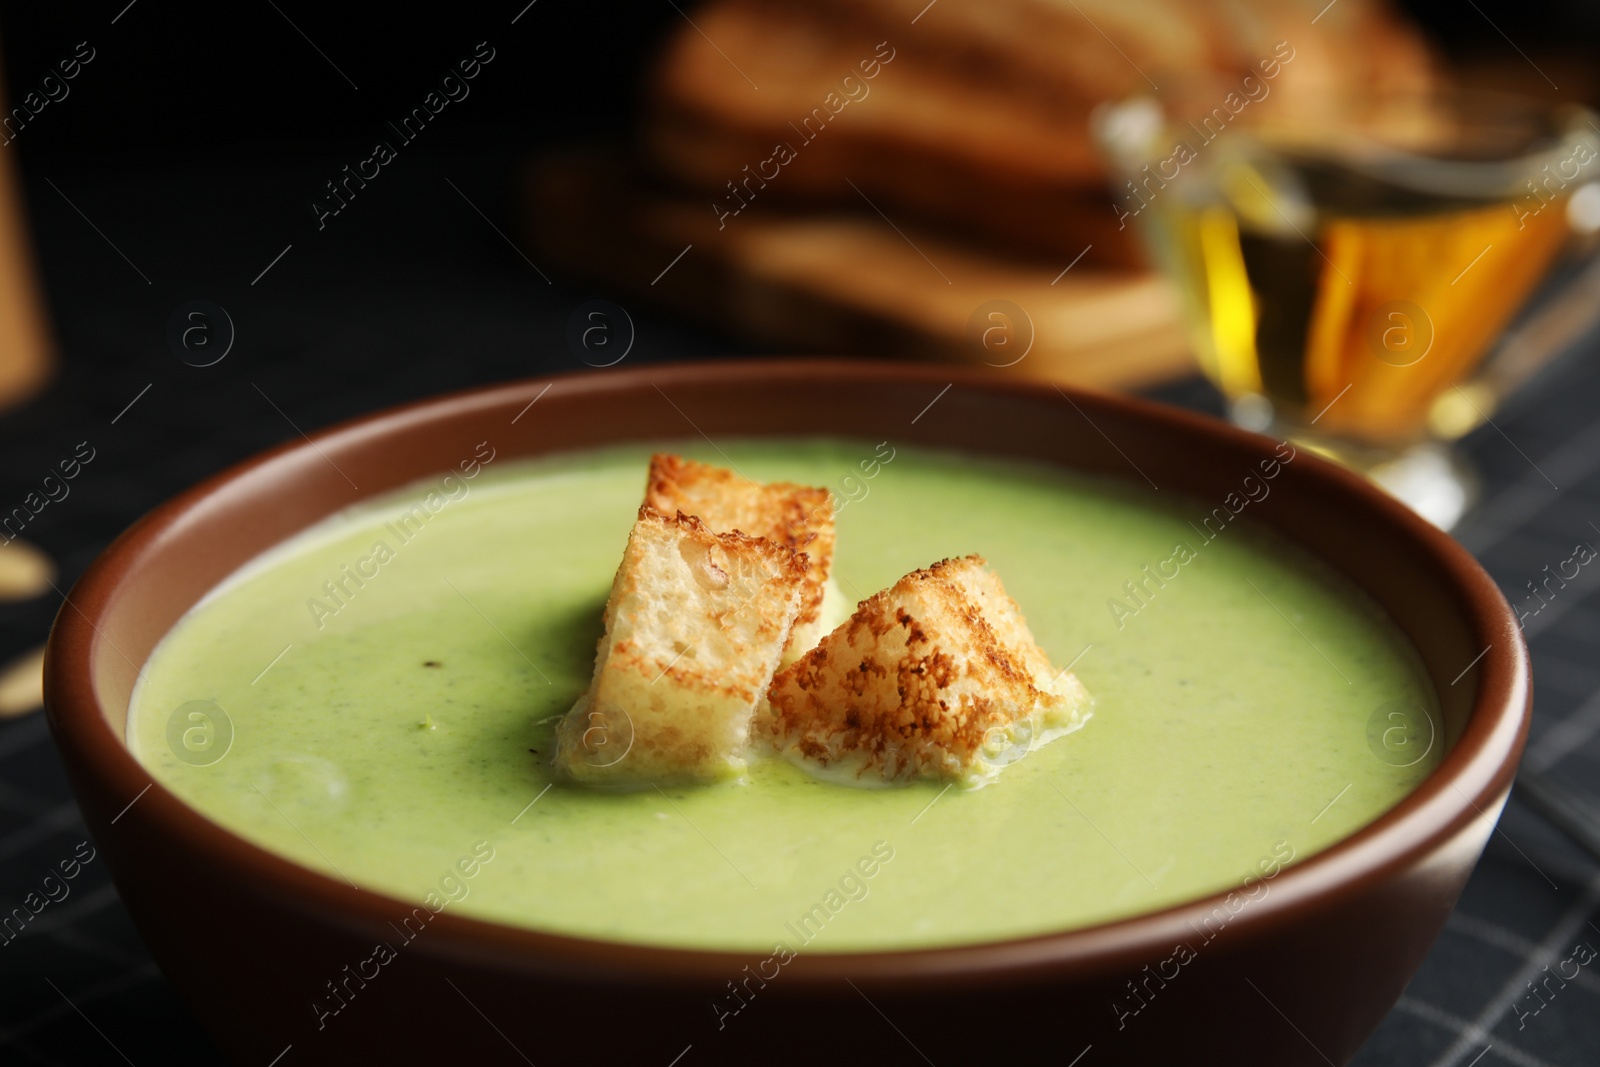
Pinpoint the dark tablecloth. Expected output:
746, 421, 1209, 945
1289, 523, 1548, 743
0, 148, 1596, 1066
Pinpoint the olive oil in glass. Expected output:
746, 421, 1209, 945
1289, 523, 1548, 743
1099, 90, 1600, 527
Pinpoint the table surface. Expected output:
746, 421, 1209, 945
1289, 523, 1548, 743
0, 149, 1598, 1066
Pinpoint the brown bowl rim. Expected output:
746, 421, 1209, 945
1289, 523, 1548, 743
44, 358, 1530, 987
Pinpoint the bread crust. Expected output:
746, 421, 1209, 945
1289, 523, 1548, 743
761, 555, 1090, 785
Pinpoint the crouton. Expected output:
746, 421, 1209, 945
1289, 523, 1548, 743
555, 506, 808, 785
760, 555, 1090, 787
645, 454, 836, 664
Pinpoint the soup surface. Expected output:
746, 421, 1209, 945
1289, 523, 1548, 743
129, 439, 1438, 951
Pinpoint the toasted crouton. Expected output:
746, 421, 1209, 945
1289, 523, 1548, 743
760, 555, 1090, 787
645, 454, 835, 665
555, 506, 808, 785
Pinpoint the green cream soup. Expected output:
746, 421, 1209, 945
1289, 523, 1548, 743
129, 439, 1437, 951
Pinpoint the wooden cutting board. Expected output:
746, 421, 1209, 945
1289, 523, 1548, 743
523, 151, 1192, 389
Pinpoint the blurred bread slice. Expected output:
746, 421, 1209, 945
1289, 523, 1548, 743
644, 0, 1438, 262
788, 0, 1438, 118
523, 150, 1190, 390
644, 0, 1124, 264
555, 507, 807, 785
645, 454, 837, 664
760, 554, 1090, 787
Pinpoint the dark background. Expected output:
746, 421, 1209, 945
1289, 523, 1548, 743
2, 2, 1600, 1065
4, 0, 1598, 158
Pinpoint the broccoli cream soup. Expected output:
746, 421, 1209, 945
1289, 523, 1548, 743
129, 440, 1438, 951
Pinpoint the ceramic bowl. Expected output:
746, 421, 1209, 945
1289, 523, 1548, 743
45, 360, 1529, 1065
